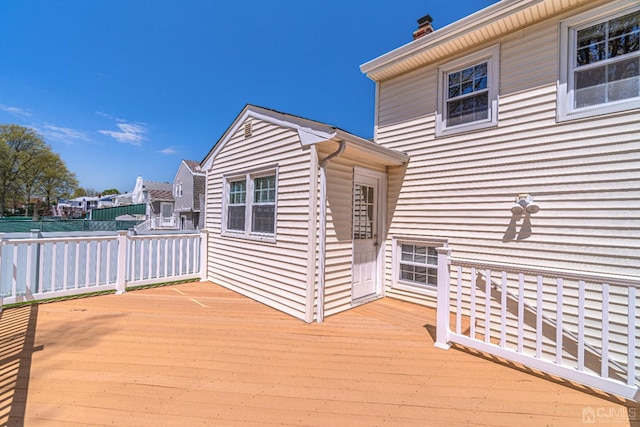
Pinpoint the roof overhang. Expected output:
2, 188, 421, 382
312, 130, 409, 167
360, 0, 592, 82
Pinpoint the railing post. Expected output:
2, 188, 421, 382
199, 229, 208, 282
434, 246, 452, 350
116, 230, 127, 294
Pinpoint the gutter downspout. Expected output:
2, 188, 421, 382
317, 140, 346, 323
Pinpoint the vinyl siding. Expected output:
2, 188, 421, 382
205, 118, 312, 321
375, 1, 639, 370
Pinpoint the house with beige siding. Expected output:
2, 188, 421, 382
201, 0, 638, 401
360, 0, 638, 400
359, 0, 638, 304
201, 105, 408, 323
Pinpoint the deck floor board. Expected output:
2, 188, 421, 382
1, 281, 637, 426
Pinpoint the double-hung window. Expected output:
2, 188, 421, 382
559, 2, 640, 120
223, 168, 277, 241
436, 45, 500, 136
392, 238, 445, 294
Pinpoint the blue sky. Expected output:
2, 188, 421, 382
0, 1, 497, 194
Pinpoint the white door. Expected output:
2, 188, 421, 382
352, 173, 379, 301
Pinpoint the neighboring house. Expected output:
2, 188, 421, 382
173, 160, 206, 230
201, 105, 408, 323
56, 196, 99, 218
131, 176, 176, 230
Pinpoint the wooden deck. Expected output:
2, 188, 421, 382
1, 281, 638, 426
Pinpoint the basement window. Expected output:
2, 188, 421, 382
392, 237, 447, 295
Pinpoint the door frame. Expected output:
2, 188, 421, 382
351, 167, 387, 304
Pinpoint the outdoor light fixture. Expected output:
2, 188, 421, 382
511, 194, 540, 215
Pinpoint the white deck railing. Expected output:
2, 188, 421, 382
435, 248, 639, 402
134, 216, 179, 233
0, 230, 208, 308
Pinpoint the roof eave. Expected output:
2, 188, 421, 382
360, 0, 544, 81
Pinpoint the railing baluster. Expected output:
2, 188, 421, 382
39, 242, 45, 293
85, 241, 91, 287
578, 280, 585, 372
500, 271, 507, 348
186, 236, 191, 274
96, 240, 102, 286
517, 273, 524, 354
147, 238, 153, 279
536, 275, 543, 359
179, 237, 184, 275
52, 242, 59, 292
171, 238, 176, 277
131, 239, 137, 281
164, 237, 169, 277
140, 238, 145, 280
63, 241, 69, 290
628, 286, 636, 387
105, 240, 111, 285
74, 241, 80, 288
12, 244, 18, 297
601, 283, 610, 379
25, 243, 32, 297
156, 238, 161, 279
556, 278, 563, 365
456, 265, 462, 335
485, 269, 491, 344
470, 267, 476, 339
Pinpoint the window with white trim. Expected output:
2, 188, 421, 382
392, 238, 445, 293
399, 244, 438, 287
223, 168, 277, 240
436, 45, 500, 136
559, 2, 640, 120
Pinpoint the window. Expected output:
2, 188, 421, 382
227, 180, 246, 231
251, 175, 276, 234
392, 238, 446, 294
436, 45, 499, 136
223, 168, 277, 240
399, 244, 437, 287
559, 2, 640, 120
353, 184, 374, 239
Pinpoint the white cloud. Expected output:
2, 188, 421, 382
39, 124, 90, 143
0, 104, 33, 118
158, 146, 179, 155
99, 121, 148, 146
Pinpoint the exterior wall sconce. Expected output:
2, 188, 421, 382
511, 194, 540, 215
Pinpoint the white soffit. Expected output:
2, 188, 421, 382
360, 0, 591, 81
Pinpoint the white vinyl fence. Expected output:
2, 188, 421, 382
0, 230, 208, 307
435, 248, 639, 402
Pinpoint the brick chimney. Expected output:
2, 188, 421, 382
413, 14, 433, 40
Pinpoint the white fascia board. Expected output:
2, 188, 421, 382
360, 0, 544, 80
